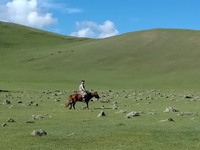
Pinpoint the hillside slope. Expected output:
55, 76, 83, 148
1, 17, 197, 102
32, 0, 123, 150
71, 28, 200, 89
1, 21, 200, 90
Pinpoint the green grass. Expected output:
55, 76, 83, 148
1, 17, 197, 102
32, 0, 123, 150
1, 22, 200, 90
1, 21, 200, 149
1, 89, 200, 150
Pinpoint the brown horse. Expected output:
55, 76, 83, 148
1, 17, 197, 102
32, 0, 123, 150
66, 91, 100, 109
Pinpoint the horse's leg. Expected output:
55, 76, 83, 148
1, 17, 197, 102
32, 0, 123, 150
69, 104, 72, 109
68, 100, 74, 109
65, 101, 71, 109
86, 101, 89, 109
68, 96, 73, 110
72, 102, 76, 110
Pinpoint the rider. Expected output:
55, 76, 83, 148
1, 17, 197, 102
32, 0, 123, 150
79, 80, 87, 101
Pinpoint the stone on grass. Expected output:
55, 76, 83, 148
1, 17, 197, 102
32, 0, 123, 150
2, 123, 7, 127
185, 95, 193, 99
164, 107, 179, 113
126, 111, 140, 119
7, 118, 15, 123
168, 118, 175, 122
26, 121, 35, 124
17, 101, 23, 104
112, 102, 119, 110
5, 99, 11, 104
32, 115, 44, 120
159, 118, 175, 123
101, 105, 105, 109
97, 111, 106, 117
178, 112, 197, 116
31, 129, 47, 136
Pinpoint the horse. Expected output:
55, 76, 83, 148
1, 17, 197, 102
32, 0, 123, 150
65, 91, 100, 110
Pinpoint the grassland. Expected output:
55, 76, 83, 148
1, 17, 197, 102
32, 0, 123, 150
1, 21, 200, 90
1, 89, 200, 150
1, 21, 200, 150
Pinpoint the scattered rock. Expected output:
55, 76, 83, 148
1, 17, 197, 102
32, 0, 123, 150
101, 105, 105, 109
27, 101, 34, 106
159, 118, 175, 123
185, 95, 193, 99
124, 95, 128, 98
7, 118, 15, 123
97, 111, 106, 117
168, 118, 175, 122
17, 101, 23, 104
164, 107, 179, 113
55, 99, 60, 102
126, 111, 140, 118
31, 129, 47, 136
2, 123, 7, 127
178, 112, 197, 116
26, 121, 35, 124
5, 99, 11, 104
32, 115, 44, 120
113, 102, 118, 105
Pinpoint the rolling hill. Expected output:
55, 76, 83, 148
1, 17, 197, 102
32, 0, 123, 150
1, 21, 200, 90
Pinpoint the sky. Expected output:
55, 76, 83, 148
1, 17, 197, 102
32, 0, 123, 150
0, 0, 200, 38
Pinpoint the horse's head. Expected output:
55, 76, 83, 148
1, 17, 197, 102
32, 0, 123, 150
92, 91, 100, 99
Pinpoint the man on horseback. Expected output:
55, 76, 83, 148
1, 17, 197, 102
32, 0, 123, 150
79, 80, 87, 101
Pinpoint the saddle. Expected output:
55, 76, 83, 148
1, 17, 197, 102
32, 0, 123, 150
79, 91, 89, 99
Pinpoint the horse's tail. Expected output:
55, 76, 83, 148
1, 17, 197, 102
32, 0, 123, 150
65, 95, 73, 108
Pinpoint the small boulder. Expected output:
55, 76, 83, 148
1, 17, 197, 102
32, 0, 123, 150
97, 111, 106, 117
126, 111, 140, 118
5, 99, 11, 104
7, 118, 15, 123
168, 118, 175, 122
164, 107, 179, 113
26, 121, 35, 124
178, 112, 197, 116
2, 123, 7, 127
159, 118, 175, 123
32, 115, 44, 120
31, 129, 47, 136
185, 95, 193, 99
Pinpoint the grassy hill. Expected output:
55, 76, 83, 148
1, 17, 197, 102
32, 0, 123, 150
2, 22, 200, 150
1, 21, 200, 90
